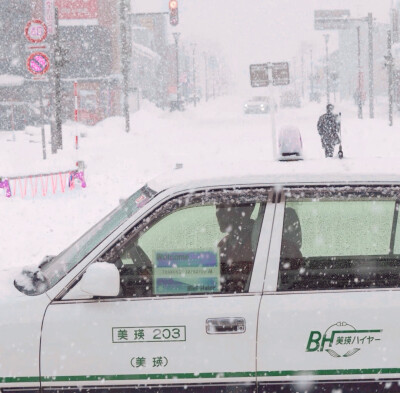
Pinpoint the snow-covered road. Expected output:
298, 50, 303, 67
1, 95, 399, 270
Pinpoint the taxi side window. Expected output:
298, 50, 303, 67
99, 190, 267, 297
278, 195, 400, 291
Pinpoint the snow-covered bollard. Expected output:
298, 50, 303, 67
0, 177, 11, 198
69, 171, 86, 189
69, 161, 87, 189
278, 125, 303, 161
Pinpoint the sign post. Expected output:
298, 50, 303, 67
38, 84, 47, 160
250, 62, 290, 161
74, 81, 79, 149
25, 19, 49, 159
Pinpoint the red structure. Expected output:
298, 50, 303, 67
31, 0, 123, 125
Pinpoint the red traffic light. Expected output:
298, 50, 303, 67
170, 9, 179, 26
169, 0, 178, 10
169, 0, 179, 25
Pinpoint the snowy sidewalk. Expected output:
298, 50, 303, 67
1, 95, 399, 270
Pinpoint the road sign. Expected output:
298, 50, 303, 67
250, 64, 269, 87
314, 9, 351, 30
272, 62, 290, 86
25, 20, 47, 43
26, 52, 50, 76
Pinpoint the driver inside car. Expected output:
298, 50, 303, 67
216, 203, 256, 293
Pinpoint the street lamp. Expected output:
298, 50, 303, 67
324, 34, 330, 105
191, 43, 197, 107
385, 30, 394, 126
204, 52, 208, 102
356, 25, 363, 119
173, 32, 181, 109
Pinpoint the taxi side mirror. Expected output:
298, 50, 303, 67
80, 262, 120, 297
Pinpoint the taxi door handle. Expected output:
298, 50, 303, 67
206, 317, 246, 334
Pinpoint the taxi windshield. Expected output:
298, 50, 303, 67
15, 185, 157, 296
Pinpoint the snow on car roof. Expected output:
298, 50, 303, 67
148, 158, 400, 194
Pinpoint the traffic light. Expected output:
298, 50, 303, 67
169, 0, 179, 26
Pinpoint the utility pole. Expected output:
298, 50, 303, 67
368, 12, 374, 118
301, 52, 305, 99
292, 57, 298, 95
173, 32, 181, 108
192, 43, 196, 107
119, 0, 130, 132
212, 72, 215, 99
324, 34, 330, 105
38, 84, 46, 160
310, 49, 314, 101
204, 52, 208, 102
54, 7, 63, 150
385, 30, 394, 126
357, 25, 363, 119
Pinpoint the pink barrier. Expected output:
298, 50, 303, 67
1, 162, 86, 199
0, 178, 11, 198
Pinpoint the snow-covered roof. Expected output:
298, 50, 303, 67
0, 75, 24, 87
132, 42, 161, 61
148, 159, 400, 194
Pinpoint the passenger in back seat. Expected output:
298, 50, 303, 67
281, 207, 303, 259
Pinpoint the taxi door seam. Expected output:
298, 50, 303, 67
256, 189, 278, 388
39, 300, 53, 393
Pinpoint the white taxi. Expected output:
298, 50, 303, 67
2, 164, 400, 393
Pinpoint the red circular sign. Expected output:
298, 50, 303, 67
25, 20, 48, 43
26, 52, 50, 75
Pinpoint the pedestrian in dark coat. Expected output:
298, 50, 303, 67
317, 104, 340, 157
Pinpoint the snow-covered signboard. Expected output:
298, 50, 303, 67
55, 0, 98, 20
44, 0, 55, 34
314, 9, 351, 30
272, 62, 290, 86
250, 63, 269, 87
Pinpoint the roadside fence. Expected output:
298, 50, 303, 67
0, 161, 86, 199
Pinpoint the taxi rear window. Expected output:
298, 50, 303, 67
278, 187, 400, 291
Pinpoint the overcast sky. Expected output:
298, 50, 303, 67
133, 0, 395, 92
